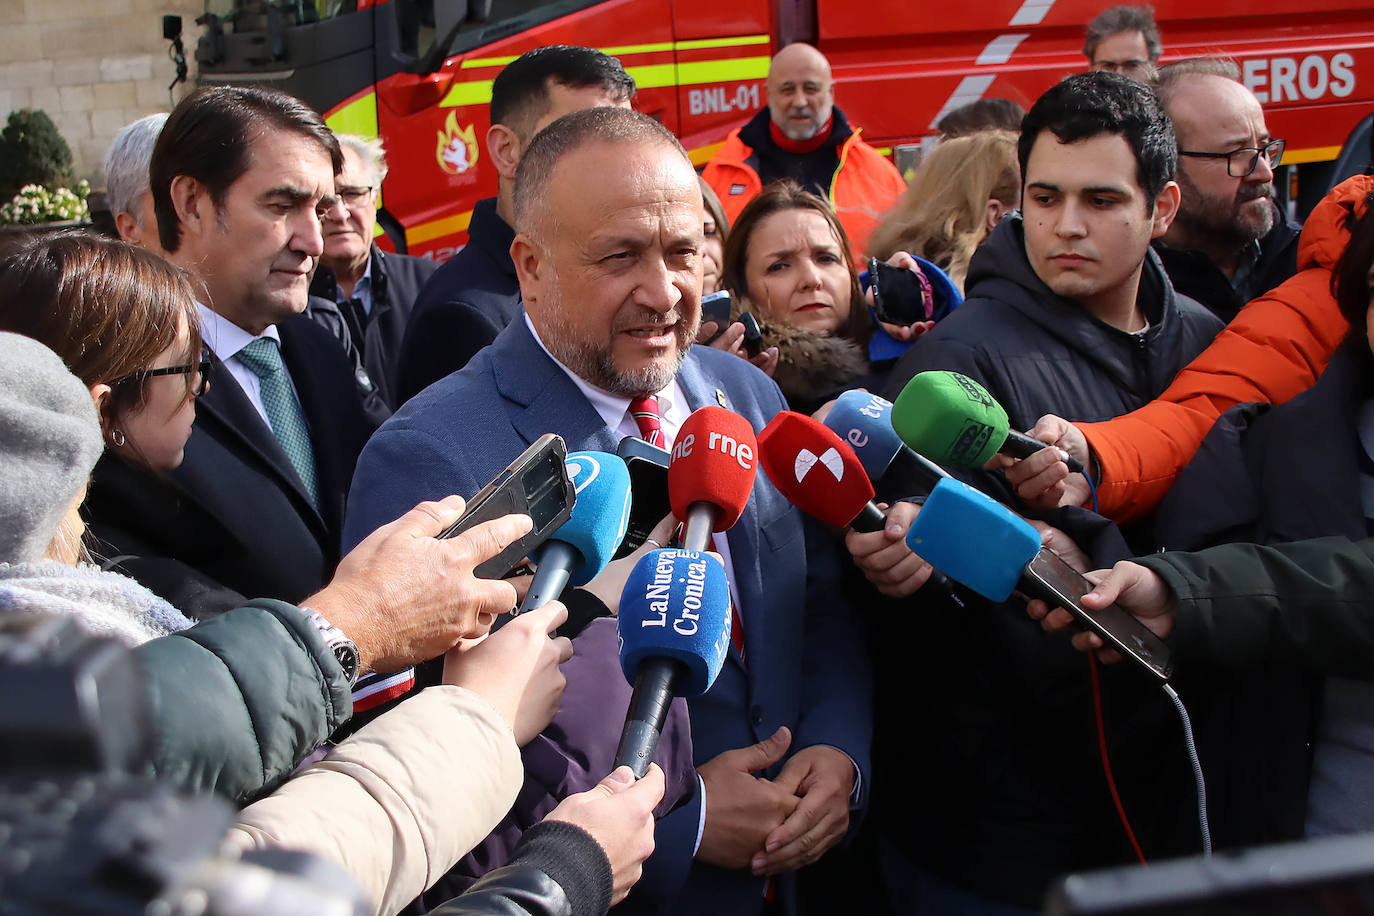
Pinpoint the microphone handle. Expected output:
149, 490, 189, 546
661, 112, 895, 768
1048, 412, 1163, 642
681, 503, 717, 551
613, 658, 686, 778
519, 540, 578, 613
1001, 430, 1085, 474
851, 501, 887, 533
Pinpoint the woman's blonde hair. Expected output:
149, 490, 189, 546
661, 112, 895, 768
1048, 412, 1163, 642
867, 130, 1020, 291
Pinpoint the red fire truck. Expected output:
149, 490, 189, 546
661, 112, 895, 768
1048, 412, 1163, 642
194, 0, 1374, 259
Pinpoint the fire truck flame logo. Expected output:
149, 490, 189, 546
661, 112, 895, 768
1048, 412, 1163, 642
436, 112, 479, 175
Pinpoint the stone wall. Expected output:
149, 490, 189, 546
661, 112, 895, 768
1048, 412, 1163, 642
0, 0, 201, 185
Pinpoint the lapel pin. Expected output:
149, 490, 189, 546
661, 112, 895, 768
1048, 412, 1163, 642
715, 388, 728, 408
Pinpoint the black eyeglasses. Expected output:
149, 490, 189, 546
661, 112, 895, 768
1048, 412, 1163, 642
336, 185, 375, 204
118, 353, 213, 396
1178, 139, 1286, 178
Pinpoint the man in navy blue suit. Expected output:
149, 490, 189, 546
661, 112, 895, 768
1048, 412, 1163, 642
345, 107, 872, 913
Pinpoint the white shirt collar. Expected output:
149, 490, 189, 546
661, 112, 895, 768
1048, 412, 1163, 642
523, 312, 682, 436
196, 302, 280, 361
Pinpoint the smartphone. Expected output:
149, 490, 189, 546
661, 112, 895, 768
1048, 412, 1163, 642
1022, 547, 1174, 682
869, 258, 933, 326
700, 289, 734, 343
739, 311, 764, 358
438, 433, 576, 579
614, 436, 672, 559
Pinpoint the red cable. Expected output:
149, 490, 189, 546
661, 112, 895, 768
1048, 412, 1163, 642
1089, 653, 1147, 866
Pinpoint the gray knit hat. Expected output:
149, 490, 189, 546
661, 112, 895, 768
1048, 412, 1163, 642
0, 332, 105, 564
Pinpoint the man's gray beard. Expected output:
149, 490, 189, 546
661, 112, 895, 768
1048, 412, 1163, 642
542, 300, 692, 397
1175, 171, 1275, 250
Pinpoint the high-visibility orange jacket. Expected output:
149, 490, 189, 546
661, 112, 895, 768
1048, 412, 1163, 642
703, 113, 906, 260
1082, 174, 1372, 523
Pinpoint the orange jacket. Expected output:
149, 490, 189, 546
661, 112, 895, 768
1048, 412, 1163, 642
702, 124, 906, 259
1082, 174, 1372, 523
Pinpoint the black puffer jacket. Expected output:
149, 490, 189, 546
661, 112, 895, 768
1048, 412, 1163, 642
883, 215, 1225, 437
870, 216, 1226, 907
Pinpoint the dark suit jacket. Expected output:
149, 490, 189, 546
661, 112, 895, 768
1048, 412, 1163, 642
84, 315, 379, 617
395, 197, 522, 404
309, 244, 437, 409
346, 319, 873, 914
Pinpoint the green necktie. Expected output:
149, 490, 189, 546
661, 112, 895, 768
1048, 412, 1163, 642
237, 337, 320, 510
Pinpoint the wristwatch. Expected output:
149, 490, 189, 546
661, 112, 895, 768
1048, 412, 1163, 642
299, 606, 361, 687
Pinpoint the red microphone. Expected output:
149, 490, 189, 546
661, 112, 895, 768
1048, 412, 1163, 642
668, 406, 758, 549
758, 412, 885, 532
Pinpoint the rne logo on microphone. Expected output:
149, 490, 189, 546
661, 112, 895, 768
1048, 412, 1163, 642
670, 431, 755, 470
794, 447, 844, 483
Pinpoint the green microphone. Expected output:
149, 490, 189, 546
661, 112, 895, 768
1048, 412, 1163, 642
891, 371, 1084, 473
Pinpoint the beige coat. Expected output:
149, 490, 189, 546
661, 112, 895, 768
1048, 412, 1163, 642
229, 685, 521, 916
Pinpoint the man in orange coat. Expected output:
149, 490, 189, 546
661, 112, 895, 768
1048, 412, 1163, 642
702, 43, 905, 258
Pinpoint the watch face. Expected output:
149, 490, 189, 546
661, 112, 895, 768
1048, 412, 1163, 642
333, 643, 360, 683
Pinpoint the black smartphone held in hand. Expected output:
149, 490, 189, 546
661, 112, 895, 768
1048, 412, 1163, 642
614, 436, 672, 559
739, 311, 764, 358
438, 433, 576, 579
700, 289, 733, 343
869, 257, 934, 326
1022, 547, 1174, 681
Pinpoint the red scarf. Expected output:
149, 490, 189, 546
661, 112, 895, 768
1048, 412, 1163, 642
768, 113, 834, 154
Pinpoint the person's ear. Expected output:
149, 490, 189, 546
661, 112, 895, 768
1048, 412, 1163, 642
114, 211, 143, 246
487, 124, 523, 182
88, 383, 116, 441
984, 199, 1008, 236
1150, 181, 1182, 239
168, 175, 213, 247
509, 232, 547, 311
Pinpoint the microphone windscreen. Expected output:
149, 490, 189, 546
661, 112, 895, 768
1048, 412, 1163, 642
905, 477, 1040, 602
758, 411, 874, 527
891, 371, 1011, 469
618, 548, 732, 696
544, 451, 632, 586
668, 406, 758, 530
823, 390, 904, 483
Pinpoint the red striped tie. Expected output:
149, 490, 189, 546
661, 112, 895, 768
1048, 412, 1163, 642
628, 395, 747, 662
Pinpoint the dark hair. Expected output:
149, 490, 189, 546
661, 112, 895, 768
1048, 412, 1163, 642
1084, 5, 1162, 62
1019, 71, 1175, 210
490, 46, 636, 141
721, 180, 869, 346
1334, 191, 1374, 337
151, 85, 343, 253
938, 97, 1026, 139
513, 106, 688, 237
0, 231, 202, 426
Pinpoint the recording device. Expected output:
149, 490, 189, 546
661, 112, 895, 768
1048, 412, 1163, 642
0, 615, 366, 915
906, 477, 1172, 681
1047, 831, 1374, 915
758, 411, 886, 531
892, 371, 1085, 474
439, 433, 576, 579
699, 289, 734, 343
615, 436, 672, 560
519, 450, 632, 612
613, 549, 732, 777
738, 312, 765, 358
868, 257, 934, 326
668, 406, 759, 550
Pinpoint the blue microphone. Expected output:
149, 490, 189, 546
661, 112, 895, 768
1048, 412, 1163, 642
520, 451, 632, 612
905, 477, 1173, 681
824, 390, 951, 496
614, 548, 732, 777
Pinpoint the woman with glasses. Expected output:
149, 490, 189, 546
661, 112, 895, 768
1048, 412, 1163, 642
0, 232, 229, 611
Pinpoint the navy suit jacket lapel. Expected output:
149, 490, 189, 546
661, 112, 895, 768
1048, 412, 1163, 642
195, 348, 324, 527
494, 320, 620, 454
678, 355, 764, 673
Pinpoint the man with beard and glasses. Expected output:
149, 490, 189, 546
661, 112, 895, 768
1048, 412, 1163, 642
702, 42, 906, 258
344, 107, 871, 915
1153, 57, 1303, 323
